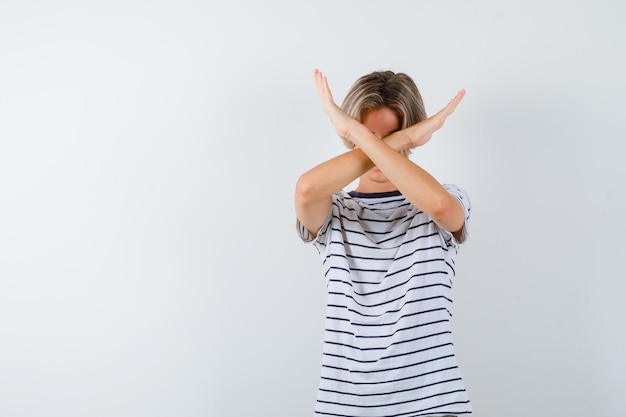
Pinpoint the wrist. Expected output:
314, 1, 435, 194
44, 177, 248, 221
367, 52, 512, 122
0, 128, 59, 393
344, 119, 365, 145
384, 129, 412, 152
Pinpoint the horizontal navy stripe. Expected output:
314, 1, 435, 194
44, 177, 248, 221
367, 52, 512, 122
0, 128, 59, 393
326, 307, 449, 327
327, 230, 440, 251
377, 229, 436, 245
323, 330, 452, 352
327, 279, 450, 299
322, 354, 455, 375
328, 269, 449, 287
350, 258, 443, 276
320, 365, 459, 386
341, 221, 428, 236
334, 220, 433, 245
326, 294, 452, 318
323, 342, 454, 364
325, 318, 450, 339
325, 266, 351, 276
328, 237, 403, 251
342, 243, 441, 262
337, 212, 410, 225
319, 377, 462, 397
328, 249, 443, 274
315, 400, 471, 417
327, 284, 452, 309
390, 244, 446, 262
353, 279, 450, 298
382, 258, 445, 280
317, 389, 467, 409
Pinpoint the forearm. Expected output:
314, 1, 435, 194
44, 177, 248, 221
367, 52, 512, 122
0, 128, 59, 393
295, 147, 373, 204
346, 123, 461, 229
382, 128, 413, 153
294, 145, 371, 237
296, 127, 409, 203
294, 129, 412, 236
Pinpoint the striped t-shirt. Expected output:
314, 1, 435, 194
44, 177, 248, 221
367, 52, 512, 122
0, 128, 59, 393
297, 184, 472, 417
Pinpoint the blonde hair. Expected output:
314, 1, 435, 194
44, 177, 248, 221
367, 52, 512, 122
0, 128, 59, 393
341, 71, 426, 155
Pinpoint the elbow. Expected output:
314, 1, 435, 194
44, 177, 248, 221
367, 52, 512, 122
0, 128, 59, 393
429, 192, 464, 233
295, 174, 315, 206
429, 193, 454, 223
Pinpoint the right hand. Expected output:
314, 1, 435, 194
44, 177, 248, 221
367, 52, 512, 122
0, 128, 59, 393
407, 89, 466, 148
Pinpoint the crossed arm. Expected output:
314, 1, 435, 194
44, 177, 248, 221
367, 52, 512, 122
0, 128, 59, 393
295, 69, 466, 239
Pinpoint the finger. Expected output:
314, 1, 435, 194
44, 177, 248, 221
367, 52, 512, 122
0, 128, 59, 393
322, 75, 334, 102
446, 89, 466, 113
314, 70, 335, 104
314, 70, 327, 94
314, 69, 322, 87
313, 69, 324, 87
314, 70, 326, 100
434, 89, 465, 119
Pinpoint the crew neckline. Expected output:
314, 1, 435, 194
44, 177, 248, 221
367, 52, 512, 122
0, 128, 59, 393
348, 190, 402, 199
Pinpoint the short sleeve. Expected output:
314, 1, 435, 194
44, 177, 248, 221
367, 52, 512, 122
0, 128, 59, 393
438, 183, 471, 246
295, 206, 333, 245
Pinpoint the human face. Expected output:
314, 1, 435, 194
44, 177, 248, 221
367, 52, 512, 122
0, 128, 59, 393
357, 107, 401, 191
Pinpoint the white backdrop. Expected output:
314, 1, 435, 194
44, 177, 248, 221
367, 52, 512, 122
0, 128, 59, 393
1, 1, 624, 416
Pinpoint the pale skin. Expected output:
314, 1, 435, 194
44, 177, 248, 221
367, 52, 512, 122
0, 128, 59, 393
295, 69, 466, 240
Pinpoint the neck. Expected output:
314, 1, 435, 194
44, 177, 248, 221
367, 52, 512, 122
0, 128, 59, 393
354, 177, 398, 194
